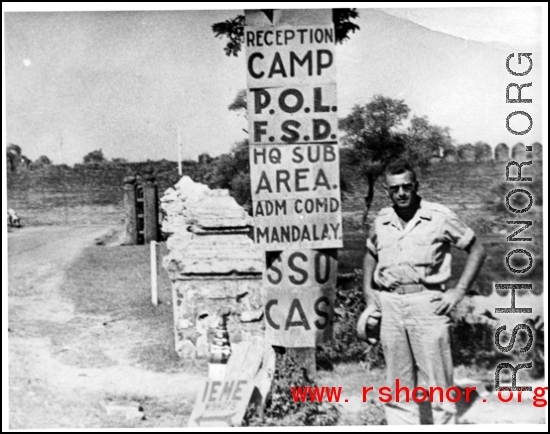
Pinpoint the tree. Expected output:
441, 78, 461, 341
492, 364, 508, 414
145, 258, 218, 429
212, 15, 245, 57
6, 151, 16, 172
35, 155, 52, 165
212, 9, 360, 57
207, 139, 251, 209
7, 143, 26, 172
30, 155, 52, 170
83, 149, 105, 164
441, 142, 458, 160
19, 155, 31, 170
7, 143, 22, 156
338, 95, 452, 223
228, 89, 247, 118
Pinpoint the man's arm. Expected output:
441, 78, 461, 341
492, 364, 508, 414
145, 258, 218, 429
431, 237, 487, 315
363, 248, 380, 309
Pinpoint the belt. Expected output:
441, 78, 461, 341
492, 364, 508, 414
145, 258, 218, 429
387, 283, 444, 294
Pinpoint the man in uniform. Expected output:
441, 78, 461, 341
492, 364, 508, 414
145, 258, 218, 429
363, 162, 486, 425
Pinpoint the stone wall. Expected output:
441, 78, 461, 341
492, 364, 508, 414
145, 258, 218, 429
494, 143, 509, 161
439, 142, 543, 163
6, 161, 205, 226
532, 142, 543, 160
474, 142, 492, 162
161, 176, 264, 359
456, 143, 476, 162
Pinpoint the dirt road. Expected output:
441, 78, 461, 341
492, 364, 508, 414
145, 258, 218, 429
8, 226, 203, 429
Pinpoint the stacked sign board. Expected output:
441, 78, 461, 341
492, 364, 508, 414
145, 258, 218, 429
245, 9, 342, 347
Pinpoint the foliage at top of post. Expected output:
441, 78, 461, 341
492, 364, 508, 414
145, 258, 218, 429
212, 9, 360, 57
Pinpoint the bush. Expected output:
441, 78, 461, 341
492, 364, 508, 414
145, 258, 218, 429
320, 270, 385, 368
243, 350, 339, 426
450, 314, 545, 379
83, 149, 105, 164
487, 180, 543, 213
450, 317, 500, 369
230, 172, 252, 211
205, 140, 252, 210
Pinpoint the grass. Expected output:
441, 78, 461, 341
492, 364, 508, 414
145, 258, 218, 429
61, 243, 171, 317
316, 363, 387, 425
59, 241, 207, 375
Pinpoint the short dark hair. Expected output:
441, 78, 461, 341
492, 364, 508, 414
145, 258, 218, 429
384, 162, 417, 182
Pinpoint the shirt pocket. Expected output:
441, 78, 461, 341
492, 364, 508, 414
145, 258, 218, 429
376, 236, 400, 268
406, 235, 436, 266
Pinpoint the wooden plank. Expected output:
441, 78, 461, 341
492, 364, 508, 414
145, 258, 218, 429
245, 9, 332, 28
225, 340, 264, 381
247, 84, 338, 146
249, 143, 342, 250
245, 24, 336, 88
249, 144, 340, 200
265, 286, 334, 347
245, 13, 341, 251
263, 249, 337, 347
264, 249, 338, 289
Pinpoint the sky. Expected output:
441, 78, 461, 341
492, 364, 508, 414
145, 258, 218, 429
3, 4, 545, 165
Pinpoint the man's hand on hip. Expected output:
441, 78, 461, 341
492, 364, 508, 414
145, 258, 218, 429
430, 287, 466, 315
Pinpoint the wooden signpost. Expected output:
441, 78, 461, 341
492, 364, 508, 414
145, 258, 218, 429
190, 10, 343, 427
245, 9, 342, 362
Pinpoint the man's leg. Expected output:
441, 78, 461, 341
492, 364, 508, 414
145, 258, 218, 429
407, 291, 456, 424
378, 291, 420, 425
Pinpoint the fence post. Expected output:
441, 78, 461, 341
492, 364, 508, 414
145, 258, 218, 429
151, 240, 158, 306
143, 168, 159, 244
123, 175, 137, 245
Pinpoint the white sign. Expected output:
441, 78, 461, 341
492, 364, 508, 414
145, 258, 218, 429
246, 13, 342, 251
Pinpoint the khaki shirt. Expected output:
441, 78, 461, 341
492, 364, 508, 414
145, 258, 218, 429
366, 198, 475, 289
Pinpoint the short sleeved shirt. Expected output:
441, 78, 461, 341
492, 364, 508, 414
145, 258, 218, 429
366, 198, 475, 289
